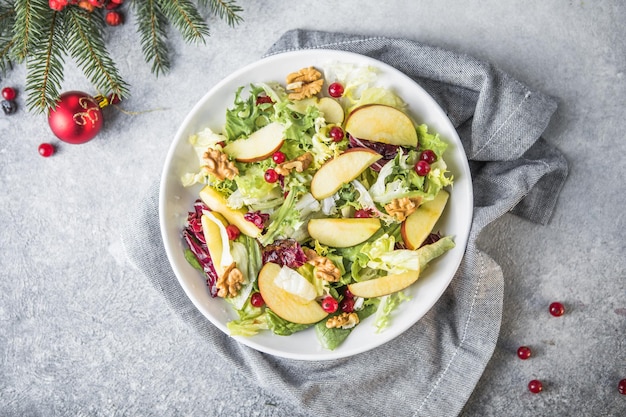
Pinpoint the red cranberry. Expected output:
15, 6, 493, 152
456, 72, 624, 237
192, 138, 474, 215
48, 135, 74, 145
343, 288, 353, 299
321, 296, 339, 313
105, 11, 123, 26
38, 143, 55, 157
272, 151, 286, 164
329, 126, 344, 142
549, 302, 565, 317
618, 379, 626, 395
328, 82, 344, 98
517, 346, 532, 360
49, 0, 68, 11
264, 168, 279, 183
528, 380, 543, 394
226, 224, 240, 240
1, 87, 16, 101
250, 292, 265, 307
420, 149, 437, 164
414, 160, 431, 176
256, 95, 273, 105
354, 209, 372, 218
340, 297, 355, 313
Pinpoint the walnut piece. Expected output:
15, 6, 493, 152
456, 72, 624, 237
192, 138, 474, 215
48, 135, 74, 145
303, 248, 341, 282
216, 262, 244, 298
326, 312, 360, 329
286, 67, 324, 101
384, 197, 423, 222
201, 148, 239, 180
274, 152, 313, 176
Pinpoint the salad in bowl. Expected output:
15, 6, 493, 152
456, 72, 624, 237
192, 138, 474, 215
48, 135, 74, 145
160, 50, 472, 360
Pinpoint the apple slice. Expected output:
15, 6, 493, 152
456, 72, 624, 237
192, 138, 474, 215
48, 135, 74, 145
401, 190, 449, 250
307, 217, 381, 248
258, 262, 328, 324
317, 97, 344, 124
201, 212, 229, 276
347, 269, 420, 298
310, 148, 382, 199
344, 104, 418, 147
223, 122, 284, 162
199, 186, 261, 238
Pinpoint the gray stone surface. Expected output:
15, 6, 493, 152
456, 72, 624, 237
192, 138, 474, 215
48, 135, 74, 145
1, 1, 624, 416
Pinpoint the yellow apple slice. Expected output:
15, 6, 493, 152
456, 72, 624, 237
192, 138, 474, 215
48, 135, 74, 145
310, 148, 382, 199
201, 212, 229, 276
307, 217, 381, 248
344, 104, 418, 147
401, 190, 449, 250
288, 97, 317, 114
199, 186, 261, 238
223, 122, 285, 163
258, 263, 328, 324
317, 97, 344, 124
347, 269, 420, 298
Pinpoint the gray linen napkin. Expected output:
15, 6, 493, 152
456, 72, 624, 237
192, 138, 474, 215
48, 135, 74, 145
123, 30, 568, 417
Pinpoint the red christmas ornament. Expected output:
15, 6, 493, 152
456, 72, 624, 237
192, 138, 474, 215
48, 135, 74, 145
48, 91, 104, 144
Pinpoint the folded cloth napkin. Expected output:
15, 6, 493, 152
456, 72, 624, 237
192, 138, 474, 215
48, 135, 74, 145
123, 29, 568, 417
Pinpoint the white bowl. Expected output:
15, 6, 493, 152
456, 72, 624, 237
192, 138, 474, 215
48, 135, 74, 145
159, 49, 473, 360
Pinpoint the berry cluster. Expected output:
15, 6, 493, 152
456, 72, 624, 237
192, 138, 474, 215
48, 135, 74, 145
1, 87, 17, 115
48, 0, 125, 26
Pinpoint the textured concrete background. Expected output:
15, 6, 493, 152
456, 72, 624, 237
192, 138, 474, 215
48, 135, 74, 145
1, 1, 624, 416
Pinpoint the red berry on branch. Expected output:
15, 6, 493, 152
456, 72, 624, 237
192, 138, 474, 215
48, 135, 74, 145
88, 0, 105, 7
38, 143, 55, 158
2, 87, 16, 101
528, 380, 543, 394
105, 11, 123, 26
49, 0, 68, 11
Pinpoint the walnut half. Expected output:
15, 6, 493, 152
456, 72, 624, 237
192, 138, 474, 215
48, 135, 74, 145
274, 152, 313, 176
384, 197, 423, 222
303, 248, 341, 282
201, 148, 239, 181
326, 312, 360, 329
216, 262, 244, 298
286, 67, 324, 101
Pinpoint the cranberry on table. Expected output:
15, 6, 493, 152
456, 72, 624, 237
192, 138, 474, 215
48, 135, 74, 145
38, 143, 55, 157
528, 379, 543, 394
328, 82, 344, 98
517, 346, 532, 360
549, 301, 565, 317
1, 87, 16, 101
414, 160, 431, 176
250, 292, 265, 308
321, 296, 339, 313
618, 379, 626, 395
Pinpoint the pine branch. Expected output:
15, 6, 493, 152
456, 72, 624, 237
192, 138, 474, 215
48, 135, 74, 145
24, 10, 65, 112
133, 0, 170, 76
65, 7, 129, 101
156, 0, 210, 44
0, 3, 15, 74
12, 0, 51, 62
197, 0, 243, 27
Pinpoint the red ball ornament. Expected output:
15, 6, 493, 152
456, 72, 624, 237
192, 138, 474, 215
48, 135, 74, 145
48, 91, 104, 144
